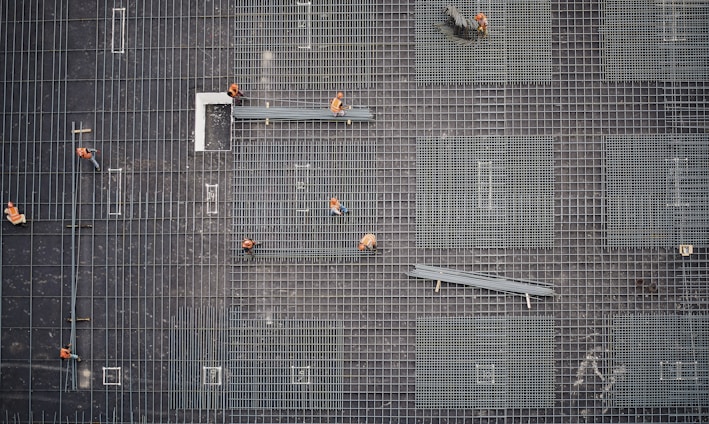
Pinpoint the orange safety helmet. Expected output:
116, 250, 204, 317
336, 92, 344, 99
358, 243, 365, 251
7, 201, 14, 208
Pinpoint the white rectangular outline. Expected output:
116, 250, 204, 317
194, 93, 233, 152
108, 168, 123, 216
202, 366, 223, 386
296, 2, 312, 49
205, 184, 218, 215
102, 367, 121, 386
477, 161, 493, 209
290, 365, 311, 384
660, 360, 699, 381
294, 163, 310, 213
111, 8, 126, 54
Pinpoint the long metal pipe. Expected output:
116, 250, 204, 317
408, 264, 556, 297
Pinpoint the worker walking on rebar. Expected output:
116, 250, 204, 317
227, 83, 245, 105
76, 147, 100, 171
242, 237, 259, 256
59, 344, 81, 362
4, 201, 27, 226
329, 197, 349, 216
475, 12, 488, 37
330, 92, 349, 117
358, 233, 377, 251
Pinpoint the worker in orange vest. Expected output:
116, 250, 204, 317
329, 197, 349, 216
330, 92, 349, 117
4, 201, 27, 226
59, 344, 81, 362
474, 13, 488, 37
227, 83, 244, 105
358, 233, 377, 251
76, 147, 100, 171
242, 237, 259, 256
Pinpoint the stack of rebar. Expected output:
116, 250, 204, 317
407, 264, 556, 297
232, 106, 374, 122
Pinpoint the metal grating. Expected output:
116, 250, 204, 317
233, 138, 377, 260
601, 0, 709, 82
612, 314, 709, 407
235, 1, 374, 90
228, 319, 344, 411
415, 0, 552, 84
415, 316, 555, 409
168, 307, 230, 410
606, 134, 709, 247
416, 136, 555, 248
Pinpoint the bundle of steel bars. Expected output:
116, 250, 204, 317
407, 264, 556, 297
232, 106, 374, 122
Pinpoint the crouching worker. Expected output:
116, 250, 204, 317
329, 197, 349, 216
4, 201, 27, 226
358, 233, 377, 252
330, 92, 349, 117
242, 237, 259, 256
60, 344, 81, 362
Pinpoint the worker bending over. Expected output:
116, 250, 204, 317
475, 13, 488, 37
76, 147, 101, 171
227, 83, 245, 105
358, 233, 377, 251
60, 344, 81, 362
329, 197, 349, 216
242, 237, 259, 256
4, 201, 27, 226
330, 92, 349, 117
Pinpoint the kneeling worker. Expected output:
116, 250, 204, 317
4, 201, 27, 226
358, 233, 377, 251
330, 92, 349, 117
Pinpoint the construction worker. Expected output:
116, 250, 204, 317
329, 197, 349, 216
227, 83, 244, 105
4, 201, 27, 226
59, 344, 81, 362
358, 233, 377, 251
76, 147, 100, 171
330, 92, 348, 117
242, 237, 258, 255
474, 12, 488, 37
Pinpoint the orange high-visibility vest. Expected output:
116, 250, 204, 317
76, 147, 93, 159
475, 13, 488, 29
330, 97, 343, 114
60, 348, 72, 359
359, 233, 377, 249
5, 206, 25, 225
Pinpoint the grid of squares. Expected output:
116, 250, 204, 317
0, 0, 708, 423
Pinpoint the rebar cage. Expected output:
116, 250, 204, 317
1, 0, 708, 423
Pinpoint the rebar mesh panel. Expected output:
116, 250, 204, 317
415, 0, 552, 84
233, 138, 376, 260
416, 136, 554, 248
235, 2, 373, 90
168, 307, 229, 410
601, 0, 709, 82
416, 316, 555, 409
228, 319, 344, 410
612, 314, 709, 407
606, 134, 709, 247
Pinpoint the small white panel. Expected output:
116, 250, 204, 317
195, 92, 232, 152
